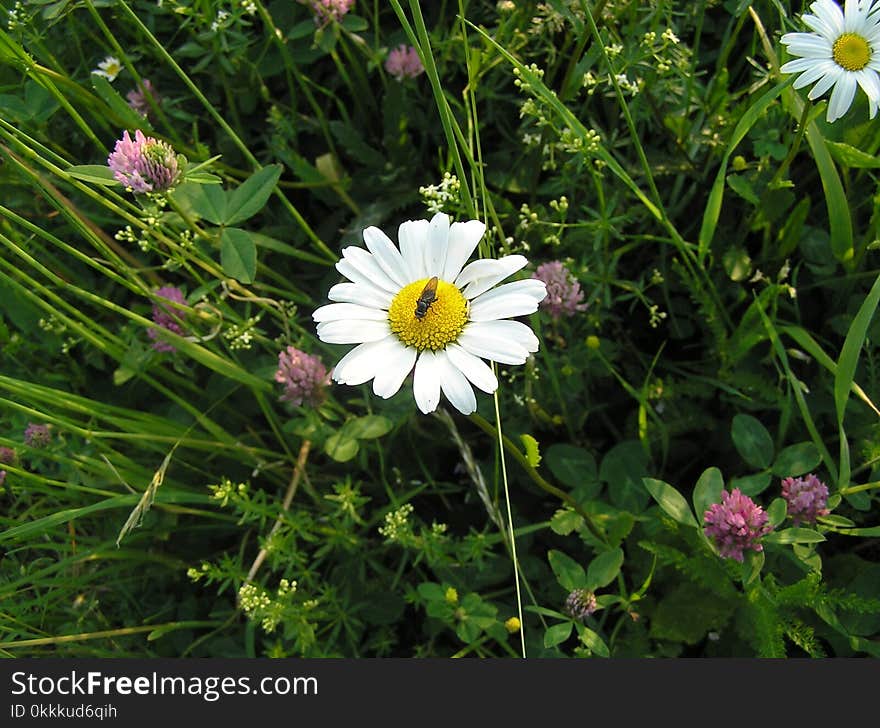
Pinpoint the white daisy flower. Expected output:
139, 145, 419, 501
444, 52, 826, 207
313, 213, 547, 415
92, 55, 123, 82
780, 0, 880, 122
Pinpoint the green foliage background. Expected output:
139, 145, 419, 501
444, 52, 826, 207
1, 0, 879, 657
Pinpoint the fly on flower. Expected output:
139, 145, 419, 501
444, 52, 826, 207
312, 213, 548, 415
414, 276, 439, 320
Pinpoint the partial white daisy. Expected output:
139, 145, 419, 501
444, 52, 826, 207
780, 0, 880, 122
92, 55, 123, 82
313, 213, 547, 415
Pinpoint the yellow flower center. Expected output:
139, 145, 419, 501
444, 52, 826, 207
388, 277, 468, 352
833, 33, 871, 72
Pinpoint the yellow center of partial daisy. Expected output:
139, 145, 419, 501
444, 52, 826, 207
388, 278, 468, 351
833, 33, 871, 71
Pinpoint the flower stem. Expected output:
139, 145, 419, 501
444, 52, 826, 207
467, 412, 607, 544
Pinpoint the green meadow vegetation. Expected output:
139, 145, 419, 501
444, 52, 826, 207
1, 0, 880, 658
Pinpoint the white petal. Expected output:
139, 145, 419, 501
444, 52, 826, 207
363, 226, 409, 288
471, 279, 548, 307
339, 246, 400, 294
467, 319, 540, 353
313, 302, 388, 323
425, 213, 450, 278
456, 255, 529, 299
316, 319, 390, 344
856, 67, 880, 104
469, 294, 540, 321
458, 320, 539, 365
445, 343, 498, 394
781, 57, 829, 74
336, 259, 398, 295
782, 36, 833, 57
808, 65, 843, 99
813, 0, 845, 36
372, 342, 417, 398
398, 219, 430, 280
328, 282, 393, 309
332, 336, 402, 385
435, 350, 477, 415
442, 219, 486, 282
790, 60, 838, 89
412, 351, 441, 414
827, 71, 857, 121
457, 331, 530, 365
844, 0, 863, 32
469, 280, 547, 321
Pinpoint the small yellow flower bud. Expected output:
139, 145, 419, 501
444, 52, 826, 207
505, 617, 521, 634
445, 587, 459, 605
586, 335, 601, 350
732, 155, 747, 171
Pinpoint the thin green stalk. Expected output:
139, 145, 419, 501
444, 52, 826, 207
468, 412, 607, 544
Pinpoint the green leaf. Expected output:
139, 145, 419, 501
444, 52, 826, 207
726, 173, 760, 205
699, 78, 792, 258
805, 118, 853, 262
340, 14, 369, 32
220, 228, 258, 284
816, 514, 854, 528
693, 467, 724, 524
741, 549, 764, 587
730, 470, 772, 497
189, 183, 227, 224
91, 73, 147, 128
586, 548, 624, 590
766, 497, 787, 527
576, 624, 610, 657
826, 140, 880, 169
543, 621, 573, 648
834, 271, 880, 489
600, 440, 650, 512
416, 582, 445, 602
67, 164, 119, 186
185, 171, 222, 185
547, 550, 586, 591
520, 434, 541, 467
545, 443, 597, 490
771, 442, 822, 477
763, 528, 826, 545
642, 478, 697, 527
225, 164, 283, 225
550, 508, 583, 536
731, 414, 774, 469
836, 525, 880, 537
324, 431, 359, 462
345, 415, 393, 440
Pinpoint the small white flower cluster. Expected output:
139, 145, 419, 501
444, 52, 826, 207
238, 580, 298, 633
648, 304, 667, 329
114, 225, 153, 253
419, 172, 461, 215
210, 8, 230, 32
223, 314, 261, 350
557, 127, 601, 155
240, 0, 257, 14
614, 73, 641, 96
513, 63, 546, 93
186, 561, 216, 582
549, 196, 569, 215
6, 1, 27, 31
209, 477, 248, 507
378, 503, 414, 542
238, 583, 271, 613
